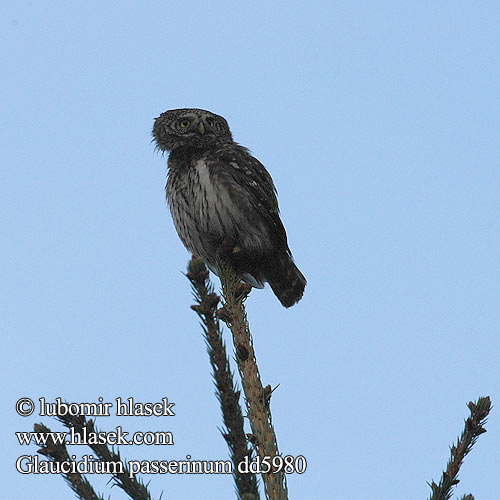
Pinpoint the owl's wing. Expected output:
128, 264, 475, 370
212, 145, 289, 250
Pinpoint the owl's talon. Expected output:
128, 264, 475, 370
234, 283, 252, 301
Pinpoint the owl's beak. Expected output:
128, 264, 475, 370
198, 122, 205, 135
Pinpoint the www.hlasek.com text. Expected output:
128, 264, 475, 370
16, 426, 174, 447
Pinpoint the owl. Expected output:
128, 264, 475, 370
152, 108, 306, 307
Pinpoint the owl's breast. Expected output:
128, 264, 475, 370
191, 158, 238, 235
165, 157, 237, 261
166, 157, 270, 260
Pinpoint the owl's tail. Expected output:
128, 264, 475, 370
268, 254, 306, 308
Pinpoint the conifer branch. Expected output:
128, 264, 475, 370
427, 396, 491, 500
187, 256, 260, 500
218, 265, 288, 500
34, 423, 104, 500
55, 413, 154, 500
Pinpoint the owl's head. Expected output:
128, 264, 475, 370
153, 108, 233, 152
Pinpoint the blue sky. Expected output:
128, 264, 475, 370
2, 2, 499, 499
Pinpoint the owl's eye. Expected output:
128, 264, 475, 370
179, 119, 191, 128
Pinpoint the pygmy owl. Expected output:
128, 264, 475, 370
152, 108, 306, 307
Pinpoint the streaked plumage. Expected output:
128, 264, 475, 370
152, 108, 306, 307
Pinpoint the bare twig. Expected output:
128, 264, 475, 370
219, 265, 288, 500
